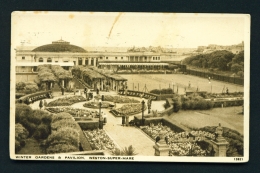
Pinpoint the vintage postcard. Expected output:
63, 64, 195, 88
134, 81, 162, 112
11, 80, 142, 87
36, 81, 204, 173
10, 12, 250, 162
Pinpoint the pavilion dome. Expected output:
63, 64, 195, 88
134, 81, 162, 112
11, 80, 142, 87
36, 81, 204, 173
32, 39, 86, 53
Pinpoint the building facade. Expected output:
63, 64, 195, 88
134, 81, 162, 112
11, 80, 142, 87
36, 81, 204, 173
15, 39, 186, 74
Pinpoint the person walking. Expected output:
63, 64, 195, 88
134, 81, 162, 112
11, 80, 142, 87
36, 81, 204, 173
61, 87, 64, 95
125, 114, 129, 127
39, 100, 43, 109
122, 114, 126, 126
103, 113, 107, 124
44, 100, 48, 109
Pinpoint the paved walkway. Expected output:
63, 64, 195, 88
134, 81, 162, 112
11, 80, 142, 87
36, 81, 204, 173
29, 90, 166, 156
101, 107, 155, 156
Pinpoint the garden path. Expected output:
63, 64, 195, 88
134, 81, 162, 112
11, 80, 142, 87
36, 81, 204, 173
30, 90, 163, 156
102, 107, 155, 156
91, 91, 157, 156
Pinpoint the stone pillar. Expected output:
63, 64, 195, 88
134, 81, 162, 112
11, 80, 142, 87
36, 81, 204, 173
82, 58, 85, 65
94, 58, 96, 67
88, 58, 91, 66
153, 130, 170, 156
112, 80, 114, 90
211, 123, 229, 157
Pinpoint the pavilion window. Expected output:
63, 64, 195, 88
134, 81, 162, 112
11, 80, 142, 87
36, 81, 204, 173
39, 57, 43, 62
115, 57, 117, 59
22, 56, 25, 60
47, 58, 52, 62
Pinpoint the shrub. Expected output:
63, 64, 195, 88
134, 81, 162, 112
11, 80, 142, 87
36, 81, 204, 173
182, 101, 190, 110
122, 145, 138, 156
51, 119, 77, 131
173, 101, 181, 112
112, 145, 138, 156
46, 127, 79, 148
51, 112, 73, 123
15, 123, 29, 140
16, 103, 52, 139
199, 126, 244, 156
15, 104, 33, 123
16, 82, 26, 91
15, 123, 29, 153
33, 123, 51, 140
150, 88, 173, 95
46, 144, 79, 154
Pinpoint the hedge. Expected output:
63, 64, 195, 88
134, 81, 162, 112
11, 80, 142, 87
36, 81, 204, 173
15, 123, 29, 153
15, 103, 52, 139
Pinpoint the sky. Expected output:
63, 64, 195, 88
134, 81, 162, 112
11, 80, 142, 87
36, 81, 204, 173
11, 12, 248, 48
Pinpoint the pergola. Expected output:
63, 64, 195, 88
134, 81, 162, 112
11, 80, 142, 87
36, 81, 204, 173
80, 67, 105, 90
89, 67, 127, 91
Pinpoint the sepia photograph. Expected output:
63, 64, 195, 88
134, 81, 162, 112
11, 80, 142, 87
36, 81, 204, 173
10, 12, 250, 162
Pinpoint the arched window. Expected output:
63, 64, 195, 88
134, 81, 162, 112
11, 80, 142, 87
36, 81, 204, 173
39, 57, 43, 62
47, 58, 52, 62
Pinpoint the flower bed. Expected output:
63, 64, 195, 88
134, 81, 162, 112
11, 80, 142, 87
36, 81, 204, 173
199, 126, 244, 156
83, 101, 110, 109
83, 129, 117, 152
46, 106, 97, 118
47, 96, 86, 107
169, 142, 207, 156
103, 95, 139, 103
141, 123, 215, 156
112, 103, 147, 116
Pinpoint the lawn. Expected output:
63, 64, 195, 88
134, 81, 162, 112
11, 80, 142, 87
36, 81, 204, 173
17, 138, 45, 154
120, 74, 243, 94
166, 106, 244, 134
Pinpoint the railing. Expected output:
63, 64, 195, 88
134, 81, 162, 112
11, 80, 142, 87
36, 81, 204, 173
118, 89, 158, 100
73, 76, 93, 89
185, 69, 244, 85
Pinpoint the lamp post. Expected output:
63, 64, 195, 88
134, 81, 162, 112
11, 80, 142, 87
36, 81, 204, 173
141, 98, 145, 125
99, 99, 103, 129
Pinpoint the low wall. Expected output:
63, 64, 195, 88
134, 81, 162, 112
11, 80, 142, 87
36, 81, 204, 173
134, 116, 187, 133
76, 123, 92, 151
16, 73, 38, 82
78, 120, 99, 130
62, 150, 105, 155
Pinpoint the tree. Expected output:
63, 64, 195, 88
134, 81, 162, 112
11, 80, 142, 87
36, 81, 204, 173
232, 51, 244, 64
231, 63, 243, 73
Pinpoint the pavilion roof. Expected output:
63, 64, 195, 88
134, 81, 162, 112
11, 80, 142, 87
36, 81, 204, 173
89, 67, 127, 81
79, 66, 105, 80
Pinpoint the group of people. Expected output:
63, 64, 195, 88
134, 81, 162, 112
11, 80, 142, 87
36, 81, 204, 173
121, 114, 130, 126
39, 99, 48, 109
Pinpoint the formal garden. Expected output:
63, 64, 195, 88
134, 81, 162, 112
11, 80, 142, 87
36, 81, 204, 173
15, 62, 244, 157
